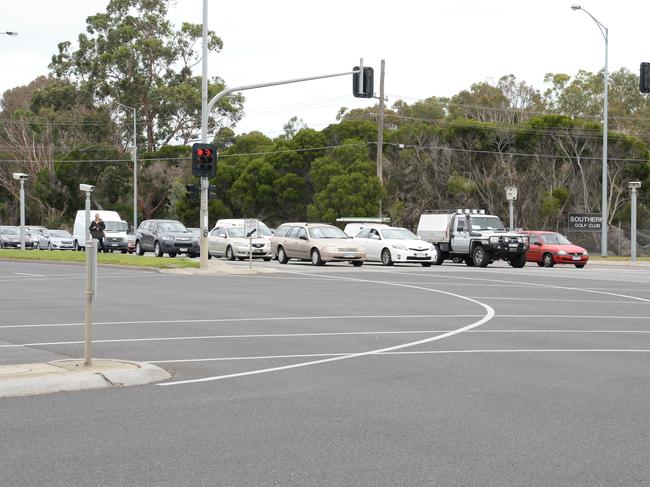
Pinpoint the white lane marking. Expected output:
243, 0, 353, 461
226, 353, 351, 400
159, 274, 496, 386
3, 313, 649, 331
0, 272, 158, 283
0, 314, 482, 330
468, 297, 644, 304
149, 349, 650, 364
13, 272, 45, 277
383, 270, 650, 304
3, 328, 650, 349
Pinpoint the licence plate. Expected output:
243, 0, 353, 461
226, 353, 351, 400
344, 252, 355, 258
179, 248, 188, 251
572, 256, 580, 261
415, 252, 427, 257
111, 243, 118, 246
509, 243, 519, 247
254, 249, 264, 253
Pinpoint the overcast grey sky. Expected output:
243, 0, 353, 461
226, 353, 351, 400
2, 0, 648, 136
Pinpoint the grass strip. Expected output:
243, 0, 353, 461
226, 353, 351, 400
0, 249, 199, 269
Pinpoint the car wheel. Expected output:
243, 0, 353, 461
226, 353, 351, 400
121, 250, 127, 254
575, 263, 586, 268
136, 241, 145, 256
154, 241, 163, 258
381, 248, 393, 266
351, 261, 363, 267
207, 253, 212, 260
169, 252, 177, 258
432, 244, 444, 265
453, 257, 464, 264
536, 261, 544, 267
509, 253, 526, 268
421, 262, 432, 267
311, 248, 324, 266
74, 240, 80, 251
226, 246, 235, 261
277, 247, 289, 264
542, 253, 555, 267
48, 243, 52, 251
472, 245, 489, 267
263, 257, 272, 261
464, 257, 475, 267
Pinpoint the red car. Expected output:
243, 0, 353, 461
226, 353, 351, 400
521, 231, 589, 268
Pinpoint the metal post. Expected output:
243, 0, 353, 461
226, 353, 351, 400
602, 27, 609, 257
199, 0, 209, 270
631, 186, 637, 262
19, 179, 25, 250
84, 239, 96, 366
376, 59, 385, 218
85, 191, 91, 246
509, 200, 514, 231
249, 237, 253, 270
133, 108, 138, 233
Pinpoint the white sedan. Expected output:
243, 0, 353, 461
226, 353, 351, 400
354, 226, 438, 266
208, 225, 272, 261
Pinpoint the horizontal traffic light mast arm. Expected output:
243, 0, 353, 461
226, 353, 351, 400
206, 69, 360, 113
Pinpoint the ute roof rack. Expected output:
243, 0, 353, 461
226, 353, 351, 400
336, 217, 391, 224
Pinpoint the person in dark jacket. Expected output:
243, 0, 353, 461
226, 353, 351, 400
89, 213, 107, 253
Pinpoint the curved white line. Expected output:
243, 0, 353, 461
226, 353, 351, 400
159, 274, 495, 386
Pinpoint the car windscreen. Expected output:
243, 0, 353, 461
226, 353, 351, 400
308, 226, 349, 239
1, 227, 20, 235
258, 222, 273, 236
50, 230, 71, 237
158, 222, 187, 232
469, 216, 505, 231
227, 227, 246, 238
541, 233, 571, 245
104, 221, 128, 232
382, 228, 417, 240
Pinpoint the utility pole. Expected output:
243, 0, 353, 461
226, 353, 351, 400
200, 0, 210, 270
375, 59, 385, 218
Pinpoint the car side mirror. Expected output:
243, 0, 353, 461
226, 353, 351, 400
299, 235, 308, 241
218, 233, 226, 238
534, 242, 543, 246
371, 234, 380, 240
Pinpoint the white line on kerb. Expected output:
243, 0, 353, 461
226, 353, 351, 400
159, 273, 496, 386
13, 272, 45, 277
149, 349, 650, 364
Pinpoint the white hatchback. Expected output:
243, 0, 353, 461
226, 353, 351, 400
354, 225, 437, 266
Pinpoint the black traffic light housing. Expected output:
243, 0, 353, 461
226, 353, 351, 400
352, 66, 374, 98
191, 143, 217, 178
641, 63, 650, 93
186, 184, 216, 201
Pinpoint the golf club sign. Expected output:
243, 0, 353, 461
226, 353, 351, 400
568, 213, 602, 232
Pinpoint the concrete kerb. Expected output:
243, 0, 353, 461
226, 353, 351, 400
0, 359, 171, 399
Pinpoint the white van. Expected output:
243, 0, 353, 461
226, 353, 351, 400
72, 210, 129, 252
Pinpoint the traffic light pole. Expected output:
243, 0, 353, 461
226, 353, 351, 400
200, 0, 210, 270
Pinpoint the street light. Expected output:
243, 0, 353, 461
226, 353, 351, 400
571, 4, 608, 257
114, 101, 138, 233
12, 172, 28, 250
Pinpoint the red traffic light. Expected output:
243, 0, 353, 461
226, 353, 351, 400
196, 148, 213, 157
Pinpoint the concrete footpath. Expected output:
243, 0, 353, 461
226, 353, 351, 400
0, 359, 170, 399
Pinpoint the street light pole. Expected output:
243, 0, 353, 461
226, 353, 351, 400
571, 5, 608, 257
115, 102, 138, 233
12, 173, 28, 250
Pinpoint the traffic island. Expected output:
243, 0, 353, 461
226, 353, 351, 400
0, 359, 170, 399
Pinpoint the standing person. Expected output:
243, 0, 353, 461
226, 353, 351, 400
89, 213, 107, 253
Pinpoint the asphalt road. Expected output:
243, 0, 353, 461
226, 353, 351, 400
1, 258, 649, 486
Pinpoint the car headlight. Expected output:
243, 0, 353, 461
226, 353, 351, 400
392, 244, 407, 251
558, 250, 567, 255
162, 235, 174, 241
583, 250, 588, 256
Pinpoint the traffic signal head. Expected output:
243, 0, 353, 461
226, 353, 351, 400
191, 143, 217, 178
353, 66, 374, 98
641, 63, 650, 93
